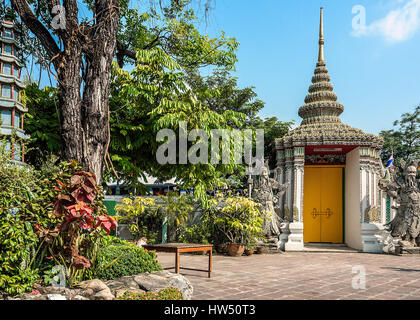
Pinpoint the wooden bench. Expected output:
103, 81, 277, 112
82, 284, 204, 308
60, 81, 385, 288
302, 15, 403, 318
143, 243, 213, 278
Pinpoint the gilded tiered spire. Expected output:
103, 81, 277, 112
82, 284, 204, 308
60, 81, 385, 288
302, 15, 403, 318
298, 7, 344, 126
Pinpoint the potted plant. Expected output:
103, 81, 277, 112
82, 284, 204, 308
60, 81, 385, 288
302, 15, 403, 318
244, 236, 257, 256
213, 197, 264, 257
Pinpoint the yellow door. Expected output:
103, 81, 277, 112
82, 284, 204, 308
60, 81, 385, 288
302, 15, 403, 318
303, 166, 343, 243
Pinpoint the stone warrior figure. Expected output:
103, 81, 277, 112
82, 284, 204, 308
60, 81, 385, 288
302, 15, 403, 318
379, 159, 420, 248
251, 161, 290, 238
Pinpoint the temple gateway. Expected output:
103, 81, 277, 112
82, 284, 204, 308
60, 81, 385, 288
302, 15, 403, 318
275, 8, 390, 253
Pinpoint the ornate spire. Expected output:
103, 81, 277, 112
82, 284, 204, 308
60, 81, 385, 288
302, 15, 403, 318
318, 7, 324, 62
298, 7, 344, 125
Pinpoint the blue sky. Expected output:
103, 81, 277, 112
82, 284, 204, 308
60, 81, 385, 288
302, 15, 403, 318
30, 0, 420, 135
199, 0, 420, 134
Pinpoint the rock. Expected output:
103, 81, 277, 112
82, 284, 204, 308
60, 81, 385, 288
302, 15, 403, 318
72, 295, 89, 300
93, 288, 115, 300
77, 279, 108, 292
46, 294, 67, 300
134, 271, 193, 300
39, 286, 72, 296
167, 273, 193, 300
106, 276, 139, 293
134, 274, 169, 291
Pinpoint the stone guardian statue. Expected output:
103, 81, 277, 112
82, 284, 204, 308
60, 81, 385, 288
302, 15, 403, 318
251, 161, 290, 239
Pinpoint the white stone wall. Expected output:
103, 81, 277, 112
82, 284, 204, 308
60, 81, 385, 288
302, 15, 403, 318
345, 148, 363, 250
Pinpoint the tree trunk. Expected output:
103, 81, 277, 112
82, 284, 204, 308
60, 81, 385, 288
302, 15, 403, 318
79, 2, 119, 184
13, 0, 120, 183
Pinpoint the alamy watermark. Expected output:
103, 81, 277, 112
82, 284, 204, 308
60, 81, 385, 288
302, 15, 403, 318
352, 265, 366, 290
156, 121, 265, 175
51, 5, 66, 30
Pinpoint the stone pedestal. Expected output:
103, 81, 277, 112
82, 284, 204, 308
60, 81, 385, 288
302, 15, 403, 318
284, 222, 304, 251
361, 223, 385, 253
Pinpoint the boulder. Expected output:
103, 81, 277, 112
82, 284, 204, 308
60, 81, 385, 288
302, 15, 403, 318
46, 294, 67, 300
11, 271, 193, 300
93, 288, 115, 300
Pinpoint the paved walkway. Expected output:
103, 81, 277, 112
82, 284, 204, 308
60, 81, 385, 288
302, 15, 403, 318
155, 251, 420, 300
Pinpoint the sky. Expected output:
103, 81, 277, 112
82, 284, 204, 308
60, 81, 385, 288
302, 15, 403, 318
29, 0, 420, 135
198, 0, 420, 134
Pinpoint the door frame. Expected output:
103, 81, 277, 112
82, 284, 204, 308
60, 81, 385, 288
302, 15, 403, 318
303, 165, 346, 244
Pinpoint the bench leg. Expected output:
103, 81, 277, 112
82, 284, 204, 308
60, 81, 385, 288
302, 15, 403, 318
208, 249, 212, 278
175, 250, 180, 274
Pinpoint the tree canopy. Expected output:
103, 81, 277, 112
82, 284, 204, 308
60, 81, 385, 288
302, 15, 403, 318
380, 105, 420, 164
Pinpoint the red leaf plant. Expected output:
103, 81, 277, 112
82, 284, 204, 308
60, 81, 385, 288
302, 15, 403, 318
35, 169, 117, 286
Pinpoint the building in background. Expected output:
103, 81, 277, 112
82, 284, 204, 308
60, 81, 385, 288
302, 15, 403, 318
0, 20, 29, 162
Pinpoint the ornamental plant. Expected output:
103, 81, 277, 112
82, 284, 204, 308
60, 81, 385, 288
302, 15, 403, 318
93, 244, 162, 280
115, 197, 159, 241
32, 161, 117, 286
211, 196, 264, 245
116, 287, 183, 300
0, 139, 41, 296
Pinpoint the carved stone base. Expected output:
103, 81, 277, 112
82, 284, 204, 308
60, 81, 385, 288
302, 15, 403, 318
284, 222, 304, 251
395, 246, 420, 255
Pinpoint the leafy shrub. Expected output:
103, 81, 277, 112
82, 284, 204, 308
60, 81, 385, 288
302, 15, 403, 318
0, 139, 41, 295
115, 192, 195, 243
180, 224, 210, 244
210, 196, 264, 245
115, 197, 161, 243
0, 215, 40, 295
93, 244, 162, 280
116, 287, 183, 300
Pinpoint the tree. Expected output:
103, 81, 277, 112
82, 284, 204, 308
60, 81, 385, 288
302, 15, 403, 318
108, 49, 244, 200
380, 105, 420, 164
23, 83, 61, 167
8, 0, 236, 183
184, 68, 264, 126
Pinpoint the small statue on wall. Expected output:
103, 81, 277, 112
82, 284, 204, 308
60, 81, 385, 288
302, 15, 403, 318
379, 159, 420, 248
251, 161, 290, 239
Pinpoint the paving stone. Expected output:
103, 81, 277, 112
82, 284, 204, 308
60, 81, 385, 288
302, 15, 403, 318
155, 251, 420, 300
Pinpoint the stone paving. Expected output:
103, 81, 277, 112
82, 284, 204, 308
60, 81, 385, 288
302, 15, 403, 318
155, 251, 420, 300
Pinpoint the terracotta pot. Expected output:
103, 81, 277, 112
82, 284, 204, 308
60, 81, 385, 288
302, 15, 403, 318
227, 243, 245, 257
216, 244, 228, 254
256, 247, 267, 254
244, 249, 255, 256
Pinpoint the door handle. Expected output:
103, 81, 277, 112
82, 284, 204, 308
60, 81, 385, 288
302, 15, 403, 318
311, 208, 333, 219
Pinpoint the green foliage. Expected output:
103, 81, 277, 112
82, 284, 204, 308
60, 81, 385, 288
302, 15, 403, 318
115, 197, 162, 243
158, 192, 194, 241
0, 214, 39, 295
0, 142, 40, 295
116, 287, 183, 300
210, 196, 264, 245
24, 83, 61, 168
108, 47, 245, 202
93, 244, 162, 280
115, 193, 194, 242
184, 68, 264, 126
380, 105, 420, 164
180, 223, 211, 244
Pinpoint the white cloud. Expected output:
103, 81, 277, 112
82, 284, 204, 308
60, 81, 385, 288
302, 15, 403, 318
352, 0, 420, 43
